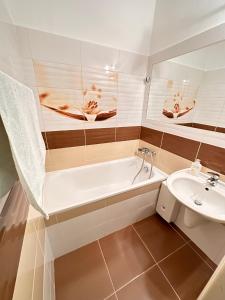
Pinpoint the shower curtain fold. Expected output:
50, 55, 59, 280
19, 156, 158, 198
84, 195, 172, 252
0, 71, 48, 218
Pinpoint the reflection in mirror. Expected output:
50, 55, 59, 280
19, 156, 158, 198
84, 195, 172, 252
147, 40, 225, 133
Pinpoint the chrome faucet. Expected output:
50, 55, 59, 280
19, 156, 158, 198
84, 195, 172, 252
137, 147, 156, 156
206, 171, 220, 187
132, 147, 156, 184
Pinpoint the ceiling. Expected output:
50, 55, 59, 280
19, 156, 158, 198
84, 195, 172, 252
2, 0, 156, 55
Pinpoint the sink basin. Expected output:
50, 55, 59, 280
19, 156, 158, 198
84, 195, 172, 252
167, 169, 225, 224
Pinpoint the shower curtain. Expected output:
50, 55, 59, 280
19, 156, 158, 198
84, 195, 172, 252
0, 71, 48, 218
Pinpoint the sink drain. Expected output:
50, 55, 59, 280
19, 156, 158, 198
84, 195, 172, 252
194, 199, 202, 206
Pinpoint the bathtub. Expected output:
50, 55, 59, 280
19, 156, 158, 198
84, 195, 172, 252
43, 156, 167, 214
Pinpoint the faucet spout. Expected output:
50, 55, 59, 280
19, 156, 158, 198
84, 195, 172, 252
206, 171, 220, 187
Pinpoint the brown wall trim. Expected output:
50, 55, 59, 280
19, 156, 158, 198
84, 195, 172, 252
161, 133, 200, 161
140, 126, 225, 175
140, 127, 163, 147
42, 126, 141, 149
0, 182, 29, 300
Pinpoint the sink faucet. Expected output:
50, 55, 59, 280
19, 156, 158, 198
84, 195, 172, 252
206, 171, 220, 187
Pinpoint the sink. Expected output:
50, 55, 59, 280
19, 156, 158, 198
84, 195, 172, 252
167, 169, 225, 225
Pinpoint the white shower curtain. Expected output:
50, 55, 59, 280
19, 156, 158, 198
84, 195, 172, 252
0, 71, 48, 218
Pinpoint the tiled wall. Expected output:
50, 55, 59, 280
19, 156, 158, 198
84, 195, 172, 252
147, 60, 203, 123
12, 205, 55, 300
147, 60, 225, 130
194, 68, 225, 128
13, 27, 147, 135
141, 126, 225, 175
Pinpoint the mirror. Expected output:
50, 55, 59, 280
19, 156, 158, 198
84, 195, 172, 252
147, 40, 225, 133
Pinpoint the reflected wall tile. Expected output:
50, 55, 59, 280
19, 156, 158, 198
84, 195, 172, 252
81, 41, 119, 70
28, 29, 82, 65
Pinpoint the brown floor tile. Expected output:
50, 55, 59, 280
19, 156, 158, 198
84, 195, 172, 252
134, 215, 185, 261
99, 226, 155, 290
107, 294, 117, 300
188, 241, 217, 271
159, 244, 213, 300
54, 241, 113, 300
169, 223, 190, 242
117, 266, 178, 300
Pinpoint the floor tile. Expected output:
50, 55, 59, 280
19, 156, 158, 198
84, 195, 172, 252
188, 241, 217, 271
169, 223, 190, 242
99, 226, 155, 289
107, 294, 117, 300
159, 244, 213, 300
134, 215, 185, 261
54, 241, 113, 300
117, 266, 178, 300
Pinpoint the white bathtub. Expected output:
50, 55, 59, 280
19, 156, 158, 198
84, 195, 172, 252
43, 156, 167, 214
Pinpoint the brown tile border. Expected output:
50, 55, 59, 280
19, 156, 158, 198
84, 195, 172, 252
140, 127, 163, 147
42, 125, 225, 177
161, 133, 200, 161
0, 182, 29, 300
85, 128, 116, 145
116, 126, 141, 141
42, 126, 141, 149
43, 130, 85, 149
197, 143, 225, 175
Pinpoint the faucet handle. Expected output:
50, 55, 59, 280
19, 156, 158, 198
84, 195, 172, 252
207, 171, 220, 180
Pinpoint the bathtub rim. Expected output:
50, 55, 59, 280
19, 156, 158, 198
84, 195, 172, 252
43, 156, 168, 215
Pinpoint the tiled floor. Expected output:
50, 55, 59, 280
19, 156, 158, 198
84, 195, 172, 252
55, 214, 215, 300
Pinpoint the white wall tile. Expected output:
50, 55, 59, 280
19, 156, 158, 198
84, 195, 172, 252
47, 190, 159, 259
118, 50, 147, 76
81, 41, 119, 70
28, 29, 82, 65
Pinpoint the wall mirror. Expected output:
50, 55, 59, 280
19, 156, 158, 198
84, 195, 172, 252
147, 40, 225, 133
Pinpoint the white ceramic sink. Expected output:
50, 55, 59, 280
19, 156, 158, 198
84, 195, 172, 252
167, 169, 225, 224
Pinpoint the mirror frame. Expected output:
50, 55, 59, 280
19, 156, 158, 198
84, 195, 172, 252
143, 22, 225, 148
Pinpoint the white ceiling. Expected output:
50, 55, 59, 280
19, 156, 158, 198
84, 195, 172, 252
151, 0, 225, 54
3, 0, 156, 55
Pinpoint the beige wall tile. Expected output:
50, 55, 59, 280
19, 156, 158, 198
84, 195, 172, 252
32, 241, 45, 300
139, 140, 191, 174
45, 146, 85, 171
158, 148, 191, 174
46, 140, 139, 171
12, 221, 37, 300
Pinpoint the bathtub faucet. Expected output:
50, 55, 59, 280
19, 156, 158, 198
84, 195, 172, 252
137, 147, 156, 156
132, 147, 156, 184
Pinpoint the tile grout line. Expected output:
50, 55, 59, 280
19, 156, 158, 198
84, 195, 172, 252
157, 241, 189, 265
131, 225, 181, 300
168, 223, 216, 272
187, 241, 216, 272
159, 132, 165, 148
115, 264, 157, 294
98, 240, 119, 300
195, 142, 202, 160
168, 222, 189, 243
